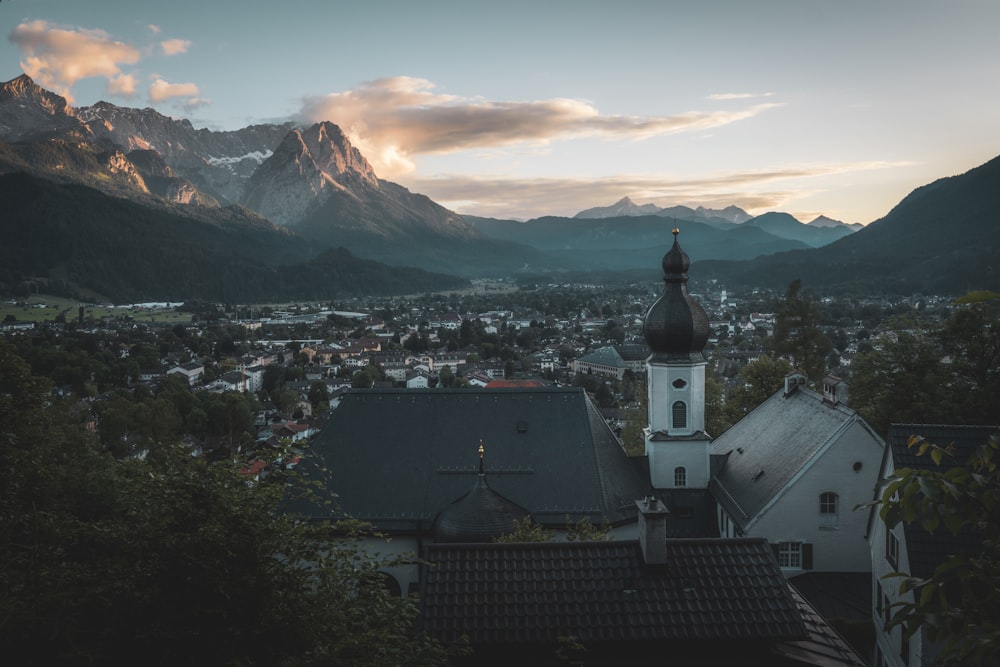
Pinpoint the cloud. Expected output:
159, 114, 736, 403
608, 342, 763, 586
149, 77, 201, 103
107, 73, 137, 97
709, 92, 775, 101
160, 39, 191, 56
299, 77, 783, 177
148, 24, 161, 35
399, 161, 911, 221
9, 20, 140, 102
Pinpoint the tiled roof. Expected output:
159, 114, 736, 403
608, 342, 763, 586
886, 423, 997, 578
306, 387, 651, 531
420, 538, 807, 645
710, 385, 879, 530
773, 585, 868, 667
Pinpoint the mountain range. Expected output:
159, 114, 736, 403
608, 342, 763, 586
1, 73, 998, 300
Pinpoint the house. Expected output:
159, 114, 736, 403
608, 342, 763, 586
405, 369, 430, 388
569, 344, 646, 380
165, 361, 204, 386
867, 423, 996, 667
710, 371, 884, 575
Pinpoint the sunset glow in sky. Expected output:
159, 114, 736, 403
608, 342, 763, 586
3, 0, 999, 224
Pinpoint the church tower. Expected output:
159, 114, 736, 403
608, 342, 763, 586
642, 229, 711, 489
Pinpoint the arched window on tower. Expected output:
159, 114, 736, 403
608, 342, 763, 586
672, 401, 687, 429
674, 466, 687, 487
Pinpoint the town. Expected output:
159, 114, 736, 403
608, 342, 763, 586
0, 277, 959, 459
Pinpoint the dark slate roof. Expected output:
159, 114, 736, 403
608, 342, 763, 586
774, 585, 868, 667
432, 474, 531, 543
420, 538, 806, 646
710, 385, 881, 530
788, 572, 872, 622
885, 423, 997, 578
307, 387, 651, 532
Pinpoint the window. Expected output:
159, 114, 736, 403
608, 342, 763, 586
819, 492, 839, 528
672, 401, 687, 429
672, 378, 687, 389
674, 466, 687, 487
887, 530, 900, 568
778, 541, 802, 569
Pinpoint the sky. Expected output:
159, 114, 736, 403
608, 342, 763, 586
2, 0, 999, 224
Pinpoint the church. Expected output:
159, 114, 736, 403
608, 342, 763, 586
305, 230, 878, 664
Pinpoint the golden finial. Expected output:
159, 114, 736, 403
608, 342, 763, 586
672, 227, 680, 236
478, 440, 485, 474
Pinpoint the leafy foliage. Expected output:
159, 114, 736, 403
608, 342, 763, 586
870, 433, 1000, 667
722, 354, 793, 426
771, 279, 832, 384
0, 342, 448, 666
851, 299, 1000, 435
494, 516, 554, 543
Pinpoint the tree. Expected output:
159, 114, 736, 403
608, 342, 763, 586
868, 433, 1000, 667
0, 343, 450, 666
772, 279, 831, 384
850, 332, 952, 436
308, 380, 329, 410
724, 354, 793, 425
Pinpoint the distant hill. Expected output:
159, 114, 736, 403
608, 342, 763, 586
743, 212, 855, 247
0, 173, 467, 302
698, 155, 1000, 294
465, 214, 807, 272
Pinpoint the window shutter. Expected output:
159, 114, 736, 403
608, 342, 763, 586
802, 543, 813, 570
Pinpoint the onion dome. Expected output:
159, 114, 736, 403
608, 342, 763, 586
642, 229, 710, 362
432, 443, 531, 543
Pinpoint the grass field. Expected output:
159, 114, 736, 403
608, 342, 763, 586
1, 295, 192, 325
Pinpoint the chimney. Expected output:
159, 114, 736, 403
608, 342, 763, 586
636, 497, 669, 565
783, 371, 807, 397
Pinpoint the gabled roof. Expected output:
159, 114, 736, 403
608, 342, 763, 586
884, 423, 997, 578
710, 385, 878, 530
306, 387, 650, 531
420, 538, 807, 646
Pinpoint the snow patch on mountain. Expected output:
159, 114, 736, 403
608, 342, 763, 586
206, 150, 274, 167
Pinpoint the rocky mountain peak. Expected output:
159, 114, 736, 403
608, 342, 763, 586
0, 74, 71, 114
300, 121, 379, 185
239, 121, 380, 225
0, 73, 81, 141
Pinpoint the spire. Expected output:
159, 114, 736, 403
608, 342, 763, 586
642, 228, 710, 363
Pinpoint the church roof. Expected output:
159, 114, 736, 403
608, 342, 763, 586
709, 384, 879, 530
306, 387, 651, 532
642, 230, 710, 363
421, 538, 863, 665
432, 473, 531, 542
